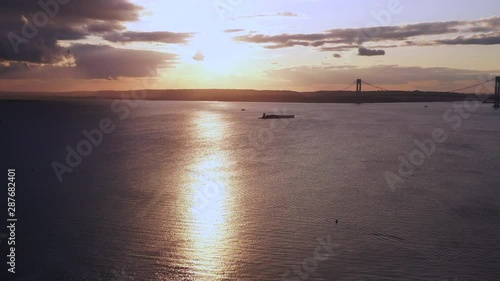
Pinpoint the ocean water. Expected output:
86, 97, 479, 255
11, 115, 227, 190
1, 100, 500, 280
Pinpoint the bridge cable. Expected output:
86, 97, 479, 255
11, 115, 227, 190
340, 80, 357, 91
363, 81, 389, 91
449, 78, 495, 93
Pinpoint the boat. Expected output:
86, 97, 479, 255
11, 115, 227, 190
259, 113, 295, 119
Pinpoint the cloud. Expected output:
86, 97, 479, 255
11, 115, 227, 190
277, 12, 299, 17
103, 31, 195, 44
435, 34, 500, 45
0, 44, 177, 80
267, 65, 497, 90
233, 21, 461, 48
233, 17, 500, 51
0, 0, 193, 66
224, 29, 245, 33
0, 0, 143, 64
71, 44, 177, 78
192, 50, 205, 61
85, 21, 127, 33
239, 12, 299, 19
320, 45, 359, 52
358, 47, 385, 56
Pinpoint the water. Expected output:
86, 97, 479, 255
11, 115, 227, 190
1, 100, 500, 280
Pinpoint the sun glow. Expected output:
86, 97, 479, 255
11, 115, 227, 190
187, 31, 253, 77
128, 0, 259, 78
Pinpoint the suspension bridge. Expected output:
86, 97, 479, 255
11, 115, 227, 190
337, 76, 500, 108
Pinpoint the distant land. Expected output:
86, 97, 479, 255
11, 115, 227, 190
0, 89, 484, 103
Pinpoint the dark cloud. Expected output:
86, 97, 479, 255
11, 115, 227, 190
0, 44, 177, 80
358, 47, 385, 56
233, 17, 500, 51
436, 34, 500, 45
0, 0, 193, 66
0, 0, 142, 64
0, 32, 76, 64
233, 21, 461, 48
103, 31, 195, 44
86, 21, 127, 33
71, 44, 176, 78
0, 0, 141, 23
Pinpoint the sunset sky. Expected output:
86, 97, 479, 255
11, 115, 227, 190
1, 0, 499, 92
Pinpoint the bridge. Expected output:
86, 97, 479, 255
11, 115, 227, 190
338, 76, 500, 108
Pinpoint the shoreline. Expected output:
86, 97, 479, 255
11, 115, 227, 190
0, 89, 483, 104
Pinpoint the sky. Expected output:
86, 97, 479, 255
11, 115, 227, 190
0, 0, 499, 92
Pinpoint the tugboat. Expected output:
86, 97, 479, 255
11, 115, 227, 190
259, 113, 295, 119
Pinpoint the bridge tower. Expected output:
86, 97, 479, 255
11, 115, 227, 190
356, 79, 362, 94
494, 76, 500, 109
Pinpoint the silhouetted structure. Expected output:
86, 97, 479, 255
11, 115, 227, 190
494, 76, 500, 109
259, 113, 295, 119
356, 79, 362, 94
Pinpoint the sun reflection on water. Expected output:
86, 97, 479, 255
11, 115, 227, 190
185, 111, 234, 279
